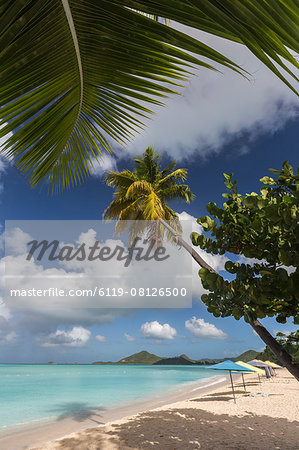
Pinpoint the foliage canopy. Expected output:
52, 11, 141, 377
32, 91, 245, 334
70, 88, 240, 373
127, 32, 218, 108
258, 332, 299, 364
192, 161, 299, 325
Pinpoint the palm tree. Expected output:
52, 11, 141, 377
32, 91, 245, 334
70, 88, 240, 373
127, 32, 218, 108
103, 146, 215, 271
104, 147, 299, 379
0, 1, 298, 190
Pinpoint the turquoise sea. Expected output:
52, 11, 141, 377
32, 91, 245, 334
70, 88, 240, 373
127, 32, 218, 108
0, 364, 218, 429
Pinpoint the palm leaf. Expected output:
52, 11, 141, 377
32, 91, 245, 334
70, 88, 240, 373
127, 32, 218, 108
0, 1, 298, 190
161, 160, 177, 177
103, 197, 134, 219
118, 198, 141, 220
104, 170, 137, 190
158, 168, 188, 186
162, 184, 195, 203
125, 180, 153, 199
142, 191, 165, 220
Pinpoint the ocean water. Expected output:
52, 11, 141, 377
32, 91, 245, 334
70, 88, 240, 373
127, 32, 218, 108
0, 364, 218, 429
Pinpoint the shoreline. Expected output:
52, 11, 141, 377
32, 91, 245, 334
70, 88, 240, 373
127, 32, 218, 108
35, 368, 298, 450
0, 374, 229, 450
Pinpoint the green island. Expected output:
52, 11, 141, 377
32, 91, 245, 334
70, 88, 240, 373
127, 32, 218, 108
92, 349, 260, 366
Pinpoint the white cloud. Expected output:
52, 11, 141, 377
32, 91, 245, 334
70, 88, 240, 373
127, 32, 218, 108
40, 326, 91, 347
95, 334, 107, 343
0, 123, 13, 194
140, 320, 177, 340
177, 211, 203, 237
5, 227, 33, 256
178, 211, 227, 275
89, 154, 117, 177
124, 332, 135, 342
176, 211, 227, 302
0, 154, 7, 196
0, 123, 12, 149
122, 29, 297, 161
185, 316, 227, 340
0, 330, 18, 345
0, 298, 11, 320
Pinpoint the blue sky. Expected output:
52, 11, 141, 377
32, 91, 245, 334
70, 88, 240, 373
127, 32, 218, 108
0, 33, 298, 363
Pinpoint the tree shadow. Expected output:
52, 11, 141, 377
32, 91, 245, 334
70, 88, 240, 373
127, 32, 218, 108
47, 408, 298, 450
47, 402, 106, 424
40, 427, 121, 450
108, 408, 298, 450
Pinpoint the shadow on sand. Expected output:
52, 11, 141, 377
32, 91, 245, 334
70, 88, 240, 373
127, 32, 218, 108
48, 402, 106, 424
45, 408, 298, 450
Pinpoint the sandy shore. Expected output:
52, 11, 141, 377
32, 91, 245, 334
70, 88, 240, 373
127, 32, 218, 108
30, 369, 298, 450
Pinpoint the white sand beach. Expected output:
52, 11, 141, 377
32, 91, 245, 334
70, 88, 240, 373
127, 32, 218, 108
1, 368, 293, 450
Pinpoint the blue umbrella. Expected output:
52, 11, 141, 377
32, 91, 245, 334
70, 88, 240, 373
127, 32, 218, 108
209, 360, 256, 403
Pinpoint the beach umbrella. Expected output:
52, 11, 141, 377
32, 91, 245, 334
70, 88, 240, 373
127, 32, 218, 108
235, 361, 264, 383
263, 360, 282, 376
209, 360, 255, 403
247, 360, 274, 378
264, 360, 282, 369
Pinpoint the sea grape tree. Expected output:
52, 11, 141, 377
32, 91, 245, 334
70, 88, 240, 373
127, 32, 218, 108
191, 161, 299, 378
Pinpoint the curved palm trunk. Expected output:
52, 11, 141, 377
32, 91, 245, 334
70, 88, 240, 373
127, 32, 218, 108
159, 218, 299, 380
159, 219, 217, 273
251, 320, 299, 380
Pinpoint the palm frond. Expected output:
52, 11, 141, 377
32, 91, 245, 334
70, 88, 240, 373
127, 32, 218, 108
161, 160, 177, 177
134, 147, 161, 183
125, 180, 153, 199
158, 168, 188, 187
162, 184, 195, 203
120, 219, 150, 246
118, 198, 141, 220
142, 191, 165, 220
103, 197, 134, 220
1, 1, 298, 190
104, 170, 136, 190
125, 1, 299, 87
162, 204, 179, 221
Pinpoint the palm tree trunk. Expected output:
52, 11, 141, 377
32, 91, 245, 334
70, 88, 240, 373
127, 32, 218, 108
251, 320, 299, 380
159, 219, 217, 273
159, 218, 299, 380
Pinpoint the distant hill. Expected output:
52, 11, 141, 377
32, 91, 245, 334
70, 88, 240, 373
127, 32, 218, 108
180, 354, 196, 363
154, 355, 195, 365
118, 351, 162, 365
195, 358, 226, 365
233, 350, 259, 363
92, 349, 260, 366
153, 355, 227, 366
